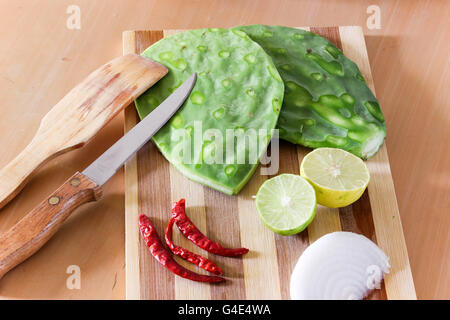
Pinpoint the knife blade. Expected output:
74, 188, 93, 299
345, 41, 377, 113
83, 72, 197, 186
0, 73, 196, 280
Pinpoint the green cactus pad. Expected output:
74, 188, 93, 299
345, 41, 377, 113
235, 25, 386, 159
135, 28, 284, 195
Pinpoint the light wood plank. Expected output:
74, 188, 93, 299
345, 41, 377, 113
122, 31, 141, 300
163, 29, 211, 300
339, 26, 416, 300
238, 171, 282, 299
307, 205, 342, 243
169, 166, 211, 300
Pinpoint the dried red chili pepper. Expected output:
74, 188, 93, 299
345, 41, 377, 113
165, 217, 223, 275
138, 214, 225, 283
171, 199, 249, 257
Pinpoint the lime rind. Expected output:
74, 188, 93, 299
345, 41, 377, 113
300, 148, 370, 208
255, 174, 317, 235
301, 148, 370, 191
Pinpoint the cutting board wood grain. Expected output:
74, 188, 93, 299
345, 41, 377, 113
122, 26, 417, 300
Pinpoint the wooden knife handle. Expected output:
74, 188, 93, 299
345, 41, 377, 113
0, 172, 102, 279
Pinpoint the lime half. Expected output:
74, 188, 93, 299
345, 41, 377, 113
300, 148, 370, 208
255, 174, 316, 235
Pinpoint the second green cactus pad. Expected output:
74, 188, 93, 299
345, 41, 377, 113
236, 25, 386, 159
135, 28, 284, 195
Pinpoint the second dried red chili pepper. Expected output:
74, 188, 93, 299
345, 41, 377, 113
139, 214, 225, 283
165, 217, 223, 275
171, 199, 249, 257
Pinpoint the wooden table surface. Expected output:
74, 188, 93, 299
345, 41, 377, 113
0, 0, 448, 300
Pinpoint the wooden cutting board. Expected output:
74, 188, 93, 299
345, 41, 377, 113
122, 26, 416, 300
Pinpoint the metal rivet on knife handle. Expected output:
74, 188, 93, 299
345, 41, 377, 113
70, 177, 81, 187
48, 196, 60, 205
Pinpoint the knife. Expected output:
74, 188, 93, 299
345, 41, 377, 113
0, 54, 168, 210
0, 73, 197, 280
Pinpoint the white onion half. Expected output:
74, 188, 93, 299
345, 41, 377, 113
290, 232, 390, 300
